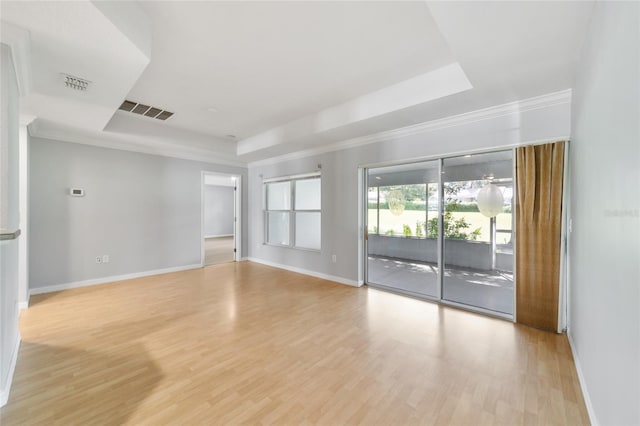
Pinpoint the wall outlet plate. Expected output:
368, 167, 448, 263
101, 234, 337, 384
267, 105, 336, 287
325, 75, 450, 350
70, 188, 84, 197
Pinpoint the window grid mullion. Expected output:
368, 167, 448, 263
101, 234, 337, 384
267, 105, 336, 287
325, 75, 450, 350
264, 176, 321, 251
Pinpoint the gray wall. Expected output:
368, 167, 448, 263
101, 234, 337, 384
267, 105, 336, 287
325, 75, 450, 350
248, 100, 569, 283
204, 185, 234, 237
29, 138, 248, 289
0, 43, 20, 405
569, 2, 639, 425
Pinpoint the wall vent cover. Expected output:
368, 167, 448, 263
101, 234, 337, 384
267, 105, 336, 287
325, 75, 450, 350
62, 74, 91, 91
118, 100, 174, 121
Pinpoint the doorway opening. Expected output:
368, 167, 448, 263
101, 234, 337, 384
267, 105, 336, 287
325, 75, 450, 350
201, 172, 241, 266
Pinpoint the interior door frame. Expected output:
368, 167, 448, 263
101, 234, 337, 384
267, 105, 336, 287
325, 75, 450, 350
201, 171, 242, 266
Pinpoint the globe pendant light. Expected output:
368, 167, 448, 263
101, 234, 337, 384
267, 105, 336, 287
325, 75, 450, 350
477, 183, 504, 218
387, 190, 406, 216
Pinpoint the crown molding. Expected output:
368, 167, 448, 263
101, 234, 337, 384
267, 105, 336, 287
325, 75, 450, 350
25, 88, 570, 170
19, 114, 36, 126
28, 123, 248, 168
248, 89, 572, 168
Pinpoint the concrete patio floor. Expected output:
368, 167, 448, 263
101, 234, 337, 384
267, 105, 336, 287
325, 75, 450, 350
367, 256, 514, 315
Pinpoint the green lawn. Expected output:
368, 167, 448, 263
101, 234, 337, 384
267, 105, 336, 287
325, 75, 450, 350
368, 209, 512, 243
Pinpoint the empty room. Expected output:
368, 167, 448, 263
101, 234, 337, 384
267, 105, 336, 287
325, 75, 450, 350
0, 1, 638, 425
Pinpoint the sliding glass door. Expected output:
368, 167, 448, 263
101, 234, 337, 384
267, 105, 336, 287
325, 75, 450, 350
366, 161, 440, 298
441, 152, 514, 315
365, 150, 514, 317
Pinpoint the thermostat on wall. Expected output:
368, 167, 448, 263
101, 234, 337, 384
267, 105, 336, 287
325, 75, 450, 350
69, 188, 84, 197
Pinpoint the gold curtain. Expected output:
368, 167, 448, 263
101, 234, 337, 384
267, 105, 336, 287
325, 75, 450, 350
515, 141, 565, 331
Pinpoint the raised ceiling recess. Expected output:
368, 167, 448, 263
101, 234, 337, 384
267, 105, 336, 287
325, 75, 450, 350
1, 1, 594, 165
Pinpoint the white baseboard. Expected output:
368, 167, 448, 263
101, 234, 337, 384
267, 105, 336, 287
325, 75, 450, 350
18, 299, 29, 310
567, 332, 598, 426
204, 234, 233, 239
0, 334, 21, 407
29, 264, 202, 296
247, 257, 360, 287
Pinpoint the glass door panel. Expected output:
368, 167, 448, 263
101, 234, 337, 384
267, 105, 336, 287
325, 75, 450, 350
366, 161, 440, 298
441, 151, 514, 315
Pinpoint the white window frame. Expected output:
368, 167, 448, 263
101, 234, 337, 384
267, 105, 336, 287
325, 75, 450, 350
263, 172, 321, 251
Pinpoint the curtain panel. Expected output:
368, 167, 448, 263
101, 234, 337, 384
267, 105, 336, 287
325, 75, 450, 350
515, 141, 565, 331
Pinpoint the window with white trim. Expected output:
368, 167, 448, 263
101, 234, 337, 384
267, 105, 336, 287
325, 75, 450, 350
264, 174, 321, 250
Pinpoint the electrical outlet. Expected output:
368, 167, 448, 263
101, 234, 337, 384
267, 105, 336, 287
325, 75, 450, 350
96, 256, 102, 264
102, 255, 110, 263
332, 254, 337, 263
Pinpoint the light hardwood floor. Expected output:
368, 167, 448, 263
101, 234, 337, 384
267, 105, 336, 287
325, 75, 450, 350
1, 262, 589, 425
204, 236, 235, 265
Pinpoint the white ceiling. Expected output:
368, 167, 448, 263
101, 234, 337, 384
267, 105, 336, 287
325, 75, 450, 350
131, 1, 455, 140
0, 1, 594, 166
1, 1, 150, 130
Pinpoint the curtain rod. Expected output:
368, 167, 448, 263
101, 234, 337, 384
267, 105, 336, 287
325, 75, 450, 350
262, 171, 321, 183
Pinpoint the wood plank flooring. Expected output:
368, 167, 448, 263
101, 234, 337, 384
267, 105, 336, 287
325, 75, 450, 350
204, 236, 235, 265
0, 262, 589, 425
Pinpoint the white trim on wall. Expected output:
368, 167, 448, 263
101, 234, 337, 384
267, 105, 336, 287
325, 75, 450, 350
558, 141, 571, 332
18, 124, 30, 309
29, 123, 247, 168
204, 234, 234, 239
0, 334, 21, 407
234, 176, 242, 262
247, 257, 362, 287
28, 264, 202, 296
357, 168, 365, 286
568, 333, 599, 426
248, 90, 572, 168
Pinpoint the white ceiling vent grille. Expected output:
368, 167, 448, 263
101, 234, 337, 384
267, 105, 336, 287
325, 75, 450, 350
62, 74, 91, 91
119, 100, 174, 121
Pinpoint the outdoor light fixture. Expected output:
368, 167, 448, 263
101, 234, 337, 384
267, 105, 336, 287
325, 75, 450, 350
388, 190, 406, 216
477, 176, 504, 218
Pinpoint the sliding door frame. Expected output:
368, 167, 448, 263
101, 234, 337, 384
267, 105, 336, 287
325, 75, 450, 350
558, 142, 571, 332
437, 158, 444, 301
359, 141, 571, 326
361, 147, 517, 322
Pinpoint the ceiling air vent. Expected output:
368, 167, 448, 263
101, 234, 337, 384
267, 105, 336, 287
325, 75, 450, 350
62, 74, 91, 91
118, 100, 174, 121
